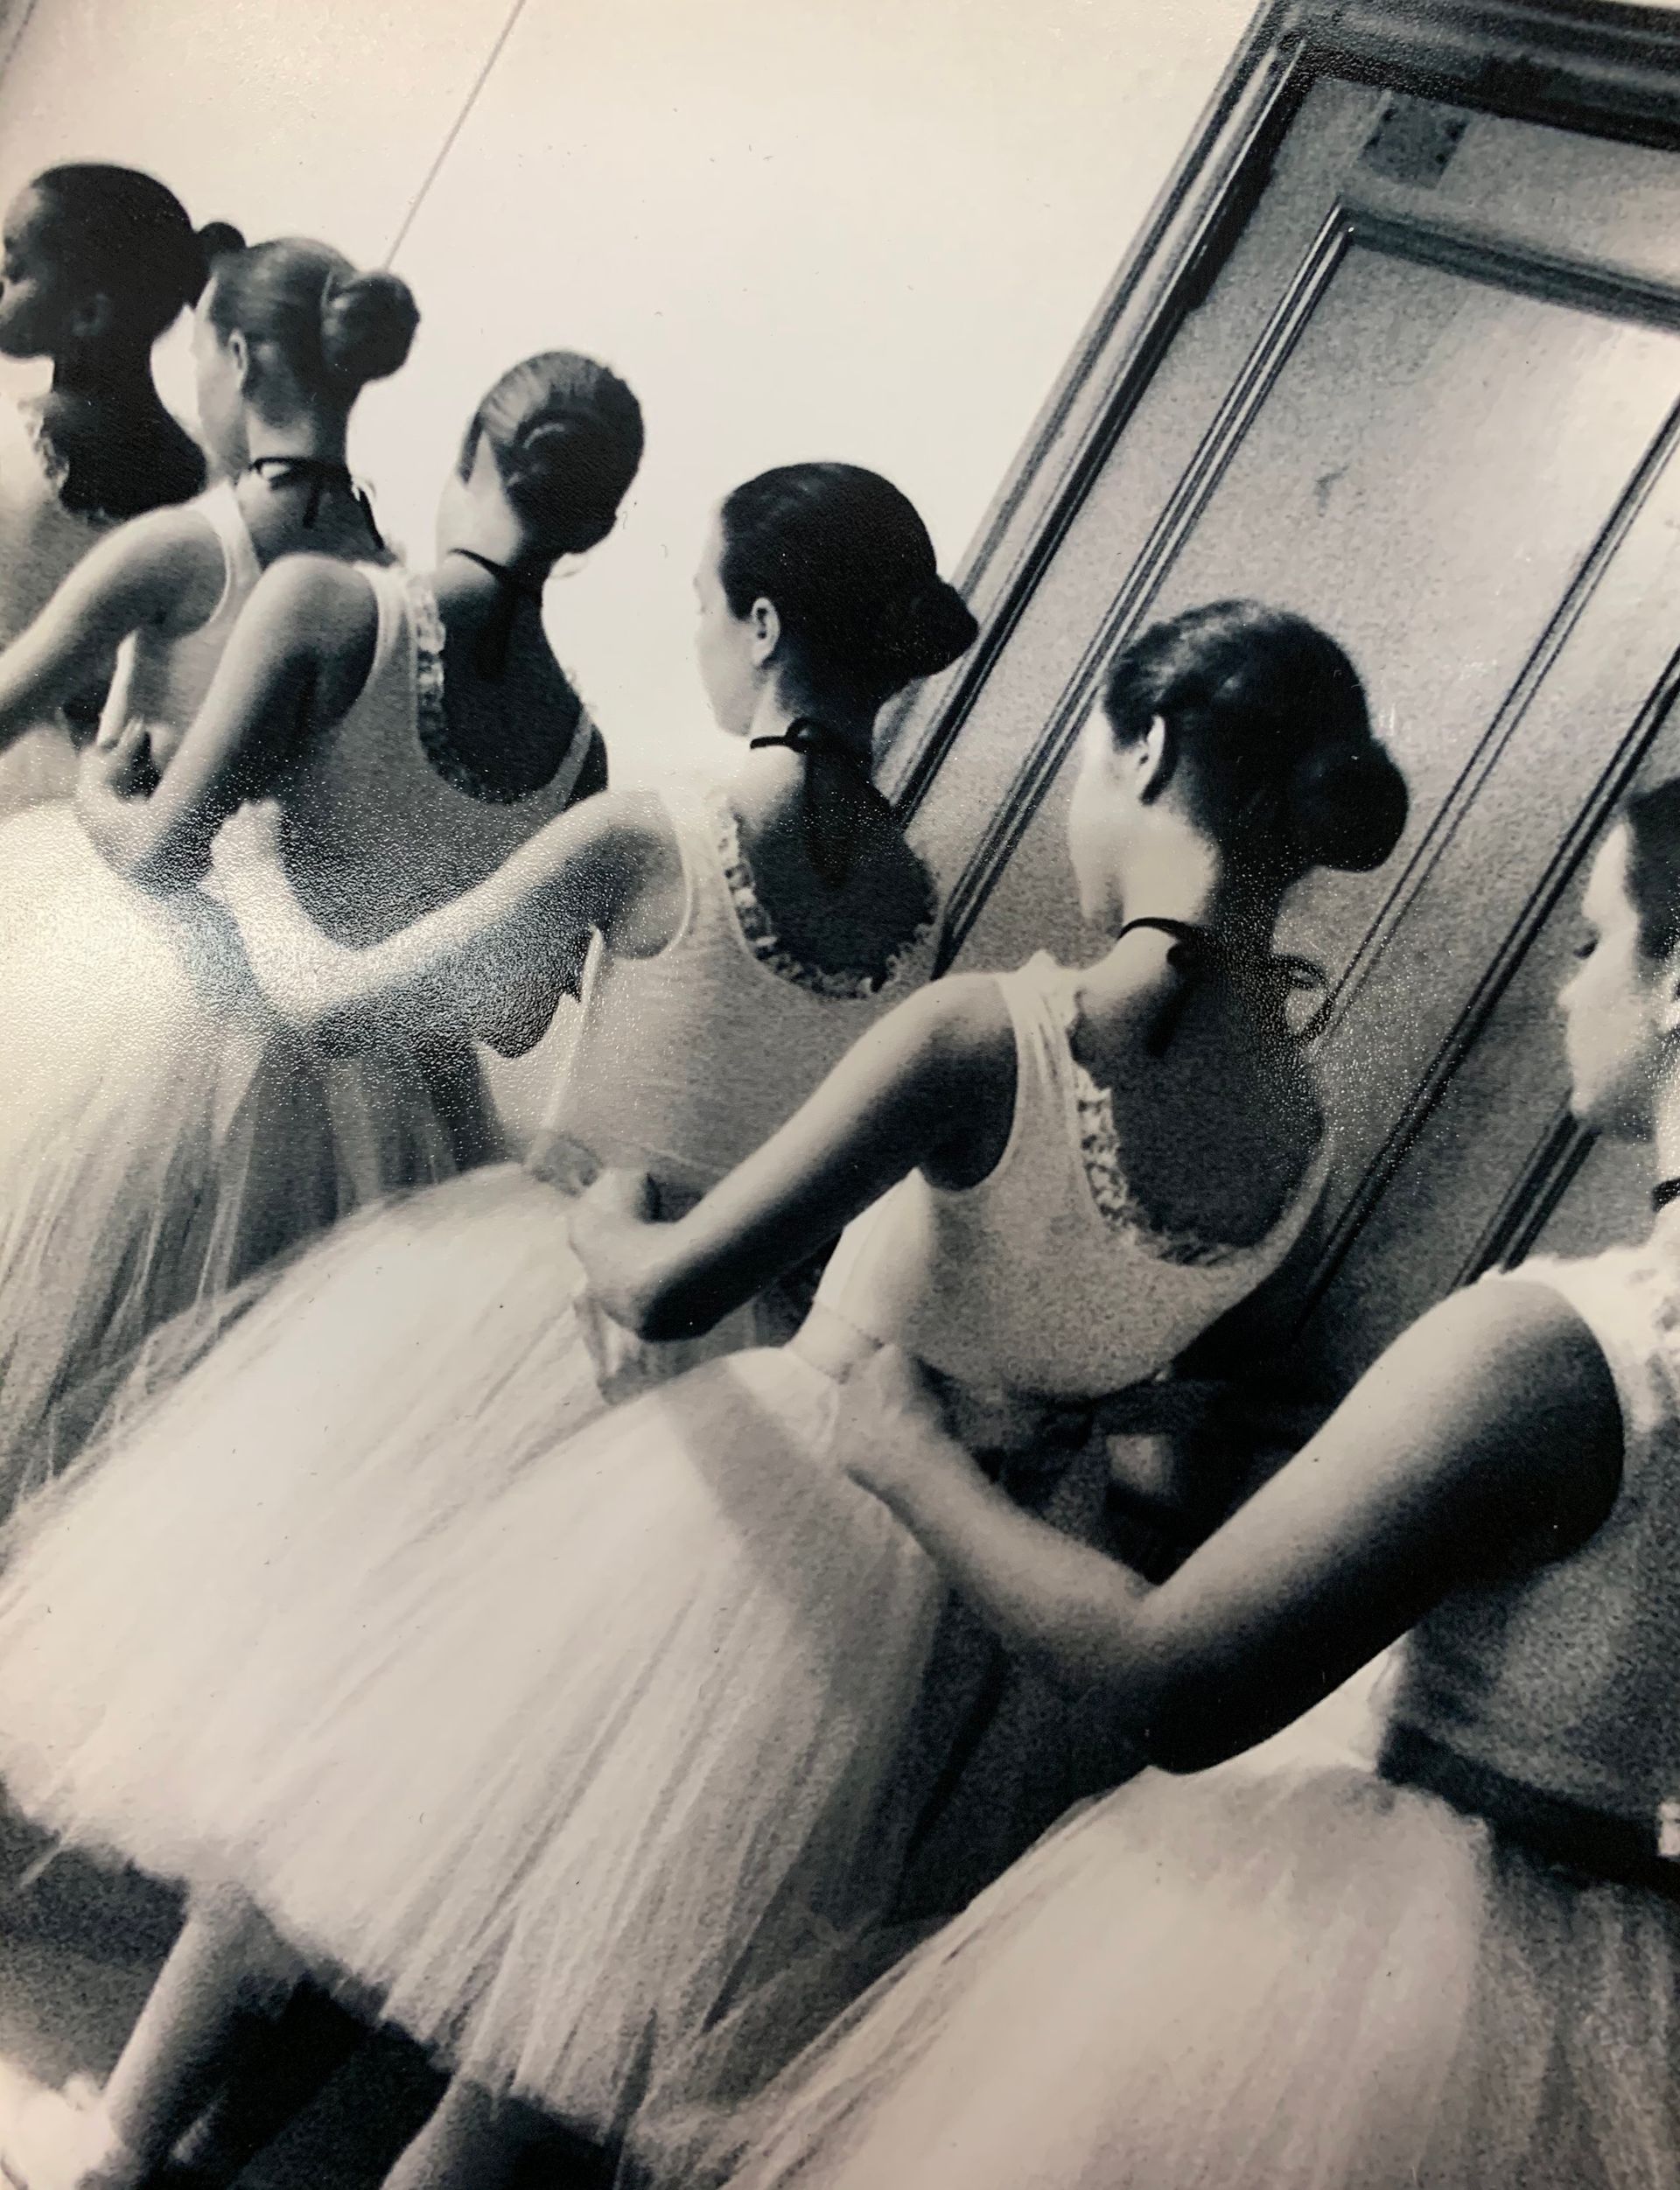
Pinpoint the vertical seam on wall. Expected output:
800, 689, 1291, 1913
0, 0, 43, 93
382, 0, 531, 268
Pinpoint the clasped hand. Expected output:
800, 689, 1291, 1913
568, 1165, 666, 1329
838, 1347, 986, 1515
206, 800, 342, 1022
210, 797, 287, 883
86, 717, 160, 800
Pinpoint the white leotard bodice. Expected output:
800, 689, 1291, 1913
98, 479, 262, 760
0, 396, 127, 810
816, 950, 1327, 1397
1392, 1221, 1680, 1823
279, 563, 598, 946
0, 395, 116, 650
542, 773, 938, 1207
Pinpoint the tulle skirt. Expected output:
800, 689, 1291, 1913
0, 1153, 798, 1743
0, 1341, 951, 2152
0, 722, 76, 819
0, 808, 479, 1508
715, 1699, 1680, 2190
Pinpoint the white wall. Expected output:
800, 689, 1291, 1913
0, 0, 1256, 780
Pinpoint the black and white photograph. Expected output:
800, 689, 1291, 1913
0, 0, 1678, 2183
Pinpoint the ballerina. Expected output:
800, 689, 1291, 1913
107, 459, 960, 1475
0, 455, 962, 1589
0, 164, 242, 815
0, 460, 970, 2187
715, 777, 1680, 2190
0, 229, 427, 1501
104, 459, 971, 2190
0, 600, 1404, 2190
0, 227, 403, 905
68, 342, 641, 1165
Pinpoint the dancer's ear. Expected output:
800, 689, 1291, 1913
67, 287, 116, 345
747, 596, 782, 668
223, 326, 256, 395
1133, 712, 1179, 806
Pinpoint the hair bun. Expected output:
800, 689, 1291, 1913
184, 220, 245, 306
195, 220, 246, 266
717, 462, 976, 703
1285, 733, 1408, 874
874, 576, 978, 686
318, 269, 419, 389
513, 416, 591, 483
503, 415, 615, 536
466, 353, 643, 563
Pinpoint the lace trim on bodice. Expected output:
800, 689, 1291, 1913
705, 783, 936, 1000
409, 574, 456, 776
408, 572, 591, 808
1057, 983, 1314, 1267
18, 401, 116, 528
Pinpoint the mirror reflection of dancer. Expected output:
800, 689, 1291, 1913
0, 605, 1405, 2190
0, 234, 420, 1505
718, 783, 1680, 2190
0, 164, 242, 815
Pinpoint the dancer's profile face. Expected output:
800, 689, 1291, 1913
434, 426, 494, 558
0, 188, 74, 359
1560, 826, 1667, 1139
191, 286, 248, 476
1066, 709, 1151, 931
694, 513, 760, 738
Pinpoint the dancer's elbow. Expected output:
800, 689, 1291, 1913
626, 1270, 711, 1343
1085, 1628, 1256, 1775
1138, 1674, 1299, 1776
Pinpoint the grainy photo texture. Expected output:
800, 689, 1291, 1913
0, 2, 1677, 2185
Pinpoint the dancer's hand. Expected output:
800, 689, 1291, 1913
211, 797, 287, 884
575, 1165, 662, 1232
842, 1347, 984, 1519
570, 1167, 670, 1332
528, 1130, 601, 1197
211, 800, 357, 1031
89, 717, 159, 798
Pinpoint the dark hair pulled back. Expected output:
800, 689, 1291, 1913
1102, 599, 1407, 880
1620, 777, 1680, 963
718, 462, 976, 704
34, 164, 242, 344
460, 351, 644, 563
206, 238, 417, 401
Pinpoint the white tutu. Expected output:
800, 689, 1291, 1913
0, 1156, 794, 1749
715, 1712, 1680, 2190
0, 1343, 952, 2152
0, 808, 478, 1505
0, 722, 76, 818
